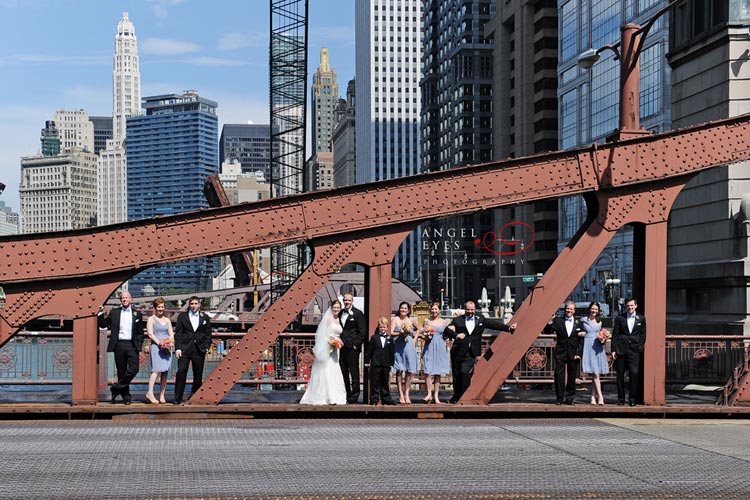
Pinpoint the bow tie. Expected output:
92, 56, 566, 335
628, 315, 636, 319
122, 307, 130, 312
566, 318, 574, 322
344, 309, 351, 315
466, 316, 474, 321
379, 333, 387, 338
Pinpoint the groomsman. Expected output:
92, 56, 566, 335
444, 300, 516, 403
544, 300, 584, 405
173, 296, 213, 404
99, 291, 145, 405
612, 297, 646, 406
339, 292, 366, 403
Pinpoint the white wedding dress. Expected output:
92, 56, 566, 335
300, 309, 347, 405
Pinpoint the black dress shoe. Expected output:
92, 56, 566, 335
565, 400, 575, 405
123, 396, 132, 405
109, 386, 118, 404
629, 401, 636, 407
383, 400, 397, 405
172, 400, 182, 405
555, 399, 563, 405
618, 401, 625, 406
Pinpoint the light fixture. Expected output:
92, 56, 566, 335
577, 48, 601, 69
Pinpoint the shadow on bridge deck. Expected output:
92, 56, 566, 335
0, 383, 748, 420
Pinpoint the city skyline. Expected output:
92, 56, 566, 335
0, 0, 355, 214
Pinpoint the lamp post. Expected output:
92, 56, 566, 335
577, 0, 682, 139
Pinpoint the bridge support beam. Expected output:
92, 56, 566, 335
72, 316, 99, 405
642, 220, 668, 405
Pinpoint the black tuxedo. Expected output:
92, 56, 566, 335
544, 316, 584, 403
612, 313, 646, 404
365, 331, 396, 404
173, 310, 212, 403
444, 314, 514, 402
98, 307, 145, 401
339, 306, 366, 403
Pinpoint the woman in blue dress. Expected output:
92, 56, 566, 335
421, 301, 451, 404
145, 297, 174, 404
581, 301, 609, 405
391, 301, 418, 404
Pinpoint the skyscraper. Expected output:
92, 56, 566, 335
311, 48, 339, 153
98, 12, 141, 227
485, 0, 560, 304
556, 0, 671, 309
125, 91, 219, 295
89, 115, 113, 154
332, 79, 356, 188
20, 126, 97, 233
219, 123, 275, 178
54, 109, 94, 152
356, 0, 422, 286
420, 0, 496, 305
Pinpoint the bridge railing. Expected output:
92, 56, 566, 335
0, 331, 743, 389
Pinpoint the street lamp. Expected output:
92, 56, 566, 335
577, 0, 682, 139
605, 277, 621, 319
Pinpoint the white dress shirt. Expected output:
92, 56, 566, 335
119, 308, 133, 340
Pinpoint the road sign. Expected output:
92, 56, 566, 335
522, 276, 535, 283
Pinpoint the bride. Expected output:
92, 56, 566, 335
300, 300, 347, 405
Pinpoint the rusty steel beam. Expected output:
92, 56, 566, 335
461, 179, 689, 405
0, 114, 749, 406
191, 226, 415, 404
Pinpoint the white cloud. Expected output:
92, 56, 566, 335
0, 53, 108, 65
146, 0, 185, 20
311, 26, 355, 44
140, 37, 201, 55
218, 31, 266, 51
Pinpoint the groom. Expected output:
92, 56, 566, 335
339, 292, 366, 403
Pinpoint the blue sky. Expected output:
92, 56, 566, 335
0, 0, 355, 213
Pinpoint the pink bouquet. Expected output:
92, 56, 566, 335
328, 336, 344, 349
597, 328, 611, 344
159, 338, 174, 353
421, 324, 435, 338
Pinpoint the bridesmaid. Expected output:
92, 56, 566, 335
581, 301, 609, 405
145, 297, 174, 404
421, 301, 450, 404
391, 301, 418, 404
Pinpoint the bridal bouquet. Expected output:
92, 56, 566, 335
597, 328, 611, 344
328, 336, 344, 350
421, 324, 435, 338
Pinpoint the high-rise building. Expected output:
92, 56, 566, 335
311, 48, 339, 153
20, 141, 97, 234
420, 0, 496, 305
305, 152, 334, 190
219, 123, 275, 178
125, 91, 219, 295
332, 79, 356, 188
89, 116, 113, 154
556, 0, 671, 310
53, 109, 94, 152
40, 120, 60, 157
98, 12, 141, 227
667, 2, 750, 334
484, 0, 560, 305
0, 201, 19, 236
356, 0, 422, 286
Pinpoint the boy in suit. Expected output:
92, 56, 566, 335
365, 317, 396, 405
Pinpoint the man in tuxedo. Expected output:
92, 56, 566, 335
339, 292, 367, 403
444, 300, 516, 403
544, 300, 584, 405
173, 296, 213, 404
98, 291, 145, 405
612, 297, 646, 406
364, 318, 397, 405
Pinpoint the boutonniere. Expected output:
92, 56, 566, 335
202, 320, 206, 325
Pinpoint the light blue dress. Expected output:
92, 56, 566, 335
422, 324, 450, 375
393, 330, 419, 374
149, 317, 172, 373
581, 317, 609, 375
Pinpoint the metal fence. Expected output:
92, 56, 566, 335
0, 331, 745, 388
